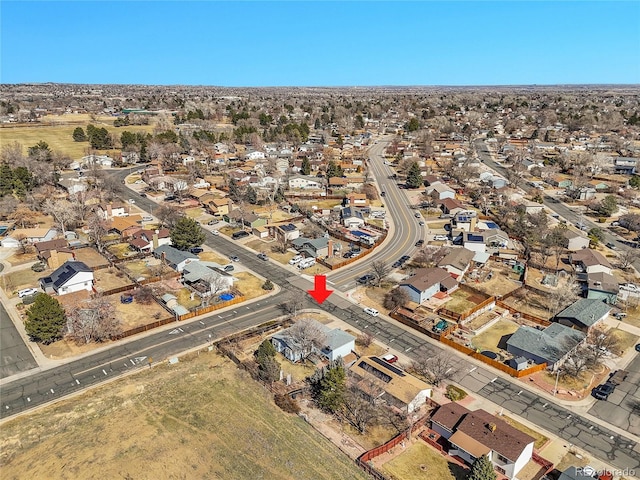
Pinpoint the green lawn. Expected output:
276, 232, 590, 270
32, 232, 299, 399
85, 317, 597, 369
382, 442, 467, 480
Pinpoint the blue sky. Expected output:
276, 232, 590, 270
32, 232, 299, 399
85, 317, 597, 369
2, 1, 639, 86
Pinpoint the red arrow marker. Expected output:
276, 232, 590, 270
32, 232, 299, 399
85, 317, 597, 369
308, 275, 333, 304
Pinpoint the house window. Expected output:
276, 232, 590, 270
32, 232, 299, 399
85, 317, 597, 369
496, 453, 509, 463
495, 466, 506, 474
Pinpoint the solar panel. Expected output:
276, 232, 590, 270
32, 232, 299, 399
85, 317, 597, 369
371, 356, 405, 377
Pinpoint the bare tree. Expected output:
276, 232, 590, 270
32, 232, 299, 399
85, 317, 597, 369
155, 204, 182, 228
278, 296, 304, 318
371, 260, 391, 286
205, 273, 229, 296
9, 205, 39, 229
340, 376, 384, 434
86, 212, 110, 254
619, 248, 640, 270
67, 295, 120, 344
286, 318, 327, 360
412, 246, 450, 268
384, 287, 409, 310
586, 326, 620, 364
42, 198, 76, 235
410, 352, 459, 386
133, 286, 155, 305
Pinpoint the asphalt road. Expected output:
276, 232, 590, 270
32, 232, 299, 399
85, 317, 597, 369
328, 140, 423, 290
0, 300, 37, 379
1, 164, 639, 473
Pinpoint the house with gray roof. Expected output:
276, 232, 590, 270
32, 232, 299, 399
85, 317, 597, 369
181, 261, 235, 297
271, 319, 355, 363
40, 260, 94, 296
506, 323, 585, 369
290, 236, 329, 258
555, 298, 611, 332
340, 206, 365, 229
153, 245, 199, 272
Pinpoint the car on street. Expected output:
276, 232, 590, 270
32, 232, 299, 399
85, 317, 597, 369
392, 261, 402, 268
419, 221, 425, 226
289, 255, 303, 265
211, 230, 219, 236
229, 255, 240, 262
139, 193, 147, 197
605, 242, 616, 250
635, 344, 640, 352
363, 307, 379, 316
415, 240, 424, 247
414, 212, 421, 218
400, 255, 410, 262
592, 382, 616, 400
222, 264, 234, 272
207, 220, 219, 225
356, 274, 375, 285
18, 288, 39, 298
257, 253, 268, 261
380, 191, 385, 197
231, 230, 250, 240
142, 216, 154, 222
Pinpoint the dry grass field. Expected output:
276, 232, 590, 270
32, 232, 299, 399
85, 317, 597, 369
1, 266, 50, 297
442, 289, 481, 314
72, 247, 111, 268
235, 272, 267, 300
0, 352, 368, 480
93, 268, 133, 293
501, 288, 554, 320
470, 319, 519, 353
500, 415, 549, 449
0, 114, 155, 159
380, 441, 467, 480
198, 251, 229, 265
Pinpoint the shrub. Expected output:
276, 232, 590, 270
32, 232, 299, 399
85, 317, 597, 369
262, 279, 274, 291
274, 394, 300, 414
31, 262, 46, 272
445, 384, 467, 401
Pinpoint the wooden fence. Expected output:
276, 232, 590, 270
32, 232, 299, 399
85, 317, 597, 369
177, 294, 246, 321
114, 315, 176, 340
389, 309, 442, 340
532, 451, 554, 474
99, 283, 136, 296
495, 301, 550, 327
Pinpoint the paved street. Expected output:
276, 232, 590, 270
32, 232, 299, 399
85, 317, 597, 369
0, 300, 37, 378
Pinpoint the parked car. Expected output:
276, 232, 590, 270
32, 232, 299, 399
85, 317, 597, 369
363, 307, 379, 316
231, 230, 250, 240
257, 253, 268, 261
419, 221, 425, 226
142, 216, 154, 222
229, 255, 240, 262
605, 242, 616, 250
620, 283, 639, 292
635, 344, 640, 352
222, 264, 234, 272
289, 255, 303, 265
380, 191, 386, 197
433, 234, 448, 241
357, 274, 375, 285
593, 382, 616, 400
189, 247, 204, 254
211, 230, 219, 236
139, 193, 147, 198
18, 288, 39, 298
207, 219, 219, 225
414, 212, 421, 218
415, 240, 424, 247
381, 354, 398, 364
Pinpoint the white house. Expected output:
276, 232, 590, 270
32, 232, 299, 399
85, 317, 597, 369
426, 183, 456, 200
437, 248, 476, 279
562, 230, 590, 252
40, 261, 94, 296
271, 319, 355, 363
340, 207, 365, 229
288, 174, 323, 190
430, 403, 535, 479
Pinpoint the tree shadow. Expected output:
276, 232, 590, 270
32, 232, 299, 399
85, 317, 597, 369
448, 461, 469, 480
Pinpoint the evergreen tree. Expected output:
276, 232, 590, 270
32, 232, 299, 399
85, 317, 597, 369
228, 178, 244, 203
72, 127, 87, 142
256, 339, 277, 362
258, 356, 281, 383
25, 294, 67, 344
244, 185, 258, 204
170, 217, 205, 251
326, 161, 343, 179
13, 166, 34, 191
468, 454, 497, 480
301, 157, 311, 175
406, 162, 424, 189
0, 164, 14, 196
308, 360, 346, 413
405, 117, 420, 132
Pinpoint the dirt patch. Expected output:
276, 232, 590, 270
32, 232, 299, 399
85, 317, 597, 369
93, 268, 133, 293
441, 289, 478, 314
2, 267, 50, 297
0, 353, 368, 480
5, 252, 39, 266
500, 415, 549, 449
502, 288, 554, 320
198, 251, 229, 265
379, 440, 468, 480
71, 247, 110, 268
469, 263, 522, 297
234, 272, 268, 300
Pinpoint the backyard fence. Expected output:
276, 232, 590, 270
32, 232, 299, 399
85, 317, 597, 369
495, 301, 550, 327
177, 294, 246, 321
98, 283, 137, 296
114, 316, 176, 340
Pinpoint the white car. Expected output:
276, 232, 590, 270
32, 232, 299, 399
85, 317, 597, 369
142, 216, 153, 222
211, 230, 219, 236
289, 255, 303, 265
363, 307, 379, 316
620, 283, 639, 292
18, 288, 39, 298
433, 235, 448, 241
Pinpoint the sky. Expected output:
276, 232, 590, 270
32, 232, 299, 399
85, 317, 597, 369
1, 1, 639, 86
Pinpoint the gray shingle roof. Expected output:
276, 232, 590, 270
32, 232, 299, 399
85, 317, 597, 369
556, 298, 612, 327
507, 323, 585, 364
154, 245, 198, 266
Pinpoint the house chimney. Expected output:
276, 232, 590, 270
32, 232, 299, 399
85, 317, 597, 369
349, 194, 355, 207
153, 230, 159, 250
470, 215, 477, 232
106, 203, 112, 218
487, 422, 497, 432
327, 238, 333, 258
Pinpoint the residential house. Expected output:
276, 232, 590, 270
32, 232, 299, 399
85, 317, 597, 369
189, 189, 217, 205
34, 239, 74, 269
562, 230, 590, 252
437, 248, 476, 279
506, 323, 585, 369
613, 157, 637, 175
426, 182, 456, 200
207, 197, 231, 217
350, 356, 432, 413
291, 236, 330, 258
2, 228, 59, 248
571, 249, 612, 275
269, 223, 300, 243
548, 175, 573, 188
587, 180, 609, 191
341, 207, 365, 229
519, 200, 545, 215
439, 198, 465, 215
430, 403, 535, 479
160, 293, 189, 317
450, 211, 479, 233
128, 228, 171, 252
181, 261, 235, 297
586, 272, 619, 304
288, 175, 323, 190
227, 209, 267, 229
57, 173, 89, 194
153, 245, 199, 272
40, 260, 94, 296
555, 298, 611, 332
271, 319, 355, 363
97, 202, 127, 220
108, 216, 143, 237
399, 267, 457, 304
576, 187, 597, 201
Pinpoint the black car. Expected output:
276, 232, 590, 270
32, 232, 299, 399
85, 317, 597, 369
139, 193, 147, 197
357, 274, 375, 285
415, 240, 424, 247
635, 344, 640, 352
189, 247, 204, 254
231, 230, 250, 240
392, 261, 403, 268
229, 255, 240, 262
380, 191, 386, 197
400, 255, 410, 262
593, 382, 616, 400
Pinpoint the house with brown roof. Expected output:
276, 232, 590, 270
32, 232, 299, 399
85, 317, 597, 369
570, 249, 612, 275
350, 356, 432, 413
430, 403, 535, 479
399, 267, 457, 304
438, 248, 475, 279
34, 239, 75, 269
108, 216, 143, 236
207, 197, 231, 217
439, 197, 465, 215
